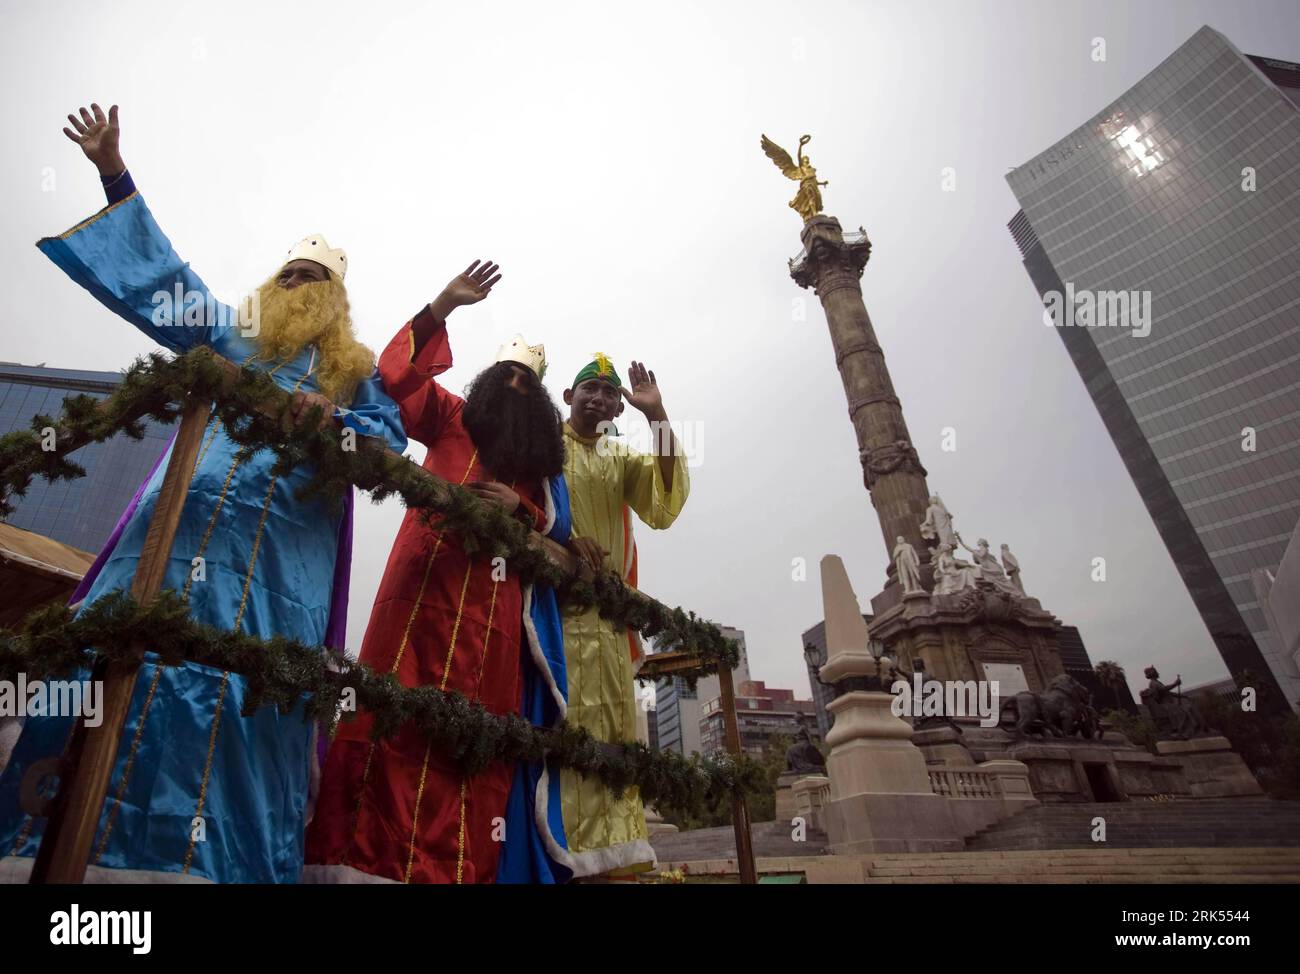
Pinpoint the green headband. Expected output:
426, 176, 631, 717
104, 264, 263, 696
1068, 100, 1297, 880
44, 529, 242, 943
572, 352, 621, 389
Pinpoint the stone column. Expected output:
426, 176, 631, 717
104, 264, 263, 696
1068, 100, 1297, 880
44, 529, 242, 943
791, 216, 932, 585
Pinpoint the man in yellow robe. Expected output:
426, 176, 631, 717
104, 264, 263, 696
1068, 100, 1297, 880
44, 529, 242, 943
558, 355, 690, 878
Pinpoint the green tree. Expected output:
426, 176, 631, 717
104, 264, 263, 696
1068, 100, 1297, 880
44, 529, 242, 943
1094, 660, 1128, 711
748, 733, 794, 824
1103, 708, 1157, 751
1113, 676, 1300, 799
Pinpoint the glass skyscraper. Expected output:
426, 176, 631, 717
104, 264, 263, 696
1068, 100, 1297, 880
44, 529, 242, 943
0, 362, 176, 554
1006, 26, 1300, 709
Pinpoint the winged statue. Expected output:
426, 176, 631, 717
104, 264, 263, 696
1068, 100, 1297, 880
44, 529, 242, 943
760, 133, 827, 221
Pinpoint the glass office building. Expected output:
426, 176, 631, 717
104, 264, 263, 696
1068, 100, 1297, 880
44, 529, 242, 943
0, 363, 177, 554
1007, 26, 1300, 708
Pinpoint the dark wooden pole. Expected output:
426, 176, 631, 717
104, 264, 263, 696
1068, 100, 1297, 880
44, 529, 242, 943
717, 664, 757, 884
30, 398, 211, 883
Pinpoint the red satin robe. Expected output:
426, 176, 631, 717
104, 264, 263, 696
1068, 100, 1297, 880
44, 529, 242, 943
305, 308, 550, 884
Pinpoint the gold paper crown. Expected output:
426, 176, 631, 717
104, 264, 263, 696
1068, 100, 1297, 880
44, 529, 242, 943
284, 234, 347, 281
496, 334, 547, 380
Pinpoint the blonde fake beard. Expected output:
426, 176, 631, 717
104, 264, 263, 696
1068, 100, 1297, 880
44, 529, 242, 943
253, 273, 375, 405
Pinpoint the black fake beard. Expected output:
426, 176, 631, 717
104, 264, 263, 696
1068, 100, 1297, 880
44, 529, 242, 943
461, 362, 566, 483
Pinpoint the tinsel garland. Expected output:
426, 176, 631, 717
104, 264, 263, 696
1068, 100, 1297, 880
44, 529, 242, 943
0, 349, 737, 673
0, 592, 765, 817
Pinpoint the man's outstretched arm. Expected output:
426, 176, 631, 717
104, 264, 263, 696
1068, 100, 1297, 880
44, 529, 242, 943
45, 103, 233, 352
618, 361, 690, 531
411, 259, 502, 355
379, 260, 502, 444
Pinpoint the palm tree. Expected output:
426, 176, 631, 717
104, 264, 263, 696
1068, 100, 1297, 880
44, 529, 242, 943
1095, 661, 1127, 711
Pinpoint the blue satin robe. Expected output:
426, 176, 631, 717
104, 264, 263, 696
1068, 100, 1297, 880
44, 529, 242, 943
498, 475, 574, 884
0, 192, 406, 883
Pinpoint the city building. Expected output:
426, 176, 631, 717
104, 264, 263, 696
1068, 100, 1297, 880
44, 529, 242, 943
1006, 26, 1300, 711
0, 362, 177, 554
1245, 516, 1300, 710
699, 680, 820, 759
1184, 676, 1241, 705
653, 626, 749, 756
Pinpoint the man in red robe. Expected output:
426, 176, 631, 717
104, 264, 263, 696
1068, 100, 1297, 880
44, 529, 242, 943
304, 261, 570, 883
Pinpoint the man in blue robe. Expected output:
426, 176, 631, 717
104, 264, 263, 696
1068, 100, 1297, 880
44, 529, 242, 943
0, 103, 407, 883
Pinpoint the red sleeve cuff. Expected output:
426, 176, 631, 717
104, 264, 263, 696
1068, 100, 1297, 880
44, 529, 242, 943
378, 308, 452, 402
516, 493, 548, 533
410, 305, 453, 375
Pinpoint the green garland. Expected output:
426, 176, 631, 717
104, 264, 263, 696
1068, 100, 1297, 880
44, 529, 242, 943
0, 348, 755, 812
0, 592, 764, 817
0, 349, 738, 674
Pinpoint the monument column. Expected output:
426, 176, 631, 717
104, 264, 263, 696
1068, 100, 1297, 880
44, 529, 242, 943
790, 215, 932, 582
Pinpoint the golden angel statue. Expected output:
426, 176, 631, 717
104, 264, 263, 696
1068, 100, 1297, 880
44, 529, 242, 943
761, 133, 827, 221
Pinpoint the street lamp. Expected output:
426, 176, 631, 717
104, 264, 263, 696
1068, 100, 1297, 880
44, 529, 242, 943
868, 638, 894, 690
803, 643, 827, 688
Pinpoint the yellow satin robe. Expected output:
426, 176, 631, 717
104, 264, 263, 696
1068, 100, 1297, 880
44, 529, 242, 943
559, 422, 689, 877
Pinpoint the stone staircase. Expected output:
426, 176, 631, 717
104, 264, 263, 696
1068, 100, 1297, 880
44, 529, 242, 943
965, 798, 1300, 851
649, 799, 1300, 883
650, 820, 829, 864
804, 847, 1300, 884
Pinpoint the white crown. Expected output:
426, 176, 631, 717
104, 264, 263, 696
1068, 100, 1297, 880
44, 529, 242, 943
496, 334, 547, 380
284, 234, 347, 281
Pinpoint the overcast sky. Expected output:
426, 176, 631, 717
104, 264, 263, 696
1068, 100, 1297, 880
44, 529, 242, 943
3, 0, 1297, 701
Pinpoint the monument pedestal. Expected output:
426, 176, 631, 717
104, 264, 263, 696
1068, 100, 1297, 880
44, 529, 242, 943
822, 691, 963, 854
912, 724, 976, 766
643, 806, 679, 837
953, 724, 1190, 801
775, 771, 801, 823
868, 583, 1065, 694
792, 775, 831, 832
1156, 736, 1264, 798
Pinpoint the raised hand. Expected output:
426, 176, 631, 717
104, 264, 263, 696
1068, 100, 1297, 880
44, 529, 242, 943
430, 260, 502, 320
620, 360, 666, 420
63, 103, 124, 177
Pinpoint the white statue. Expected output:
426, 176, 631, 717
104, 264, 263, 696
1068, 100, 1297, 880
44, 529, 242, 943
892, 536, 924, 594
920, 494, 956, 549
959, 534, 1020, 595
1000, 543, 1023, 593
931, 542, 979, 596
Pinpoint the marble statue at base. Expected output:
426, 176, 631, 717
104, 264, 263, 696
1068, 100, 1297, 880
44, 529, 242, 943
892, 536, 924, 594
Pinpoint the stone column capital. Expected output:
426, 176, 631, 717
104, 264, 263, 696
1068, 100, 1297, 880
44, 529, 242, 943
789, 217, 872, 290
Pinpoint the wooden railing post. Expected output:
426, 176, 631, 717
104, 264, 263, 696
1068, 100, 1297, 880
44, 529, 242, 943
29, 398, 211, 884
717, 664, 757, 884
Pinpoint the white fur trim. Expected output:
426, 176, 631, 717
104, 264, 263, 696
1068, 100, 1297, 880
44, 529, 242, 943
524, 476, 655, 877
300, 862, 398, 884
0, 855, 213, 884
541, 475, 557, 535
532, 766, 657, 879
522, 583, 566, 718
522, 478, 564, 717
630, 631, 646, 674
